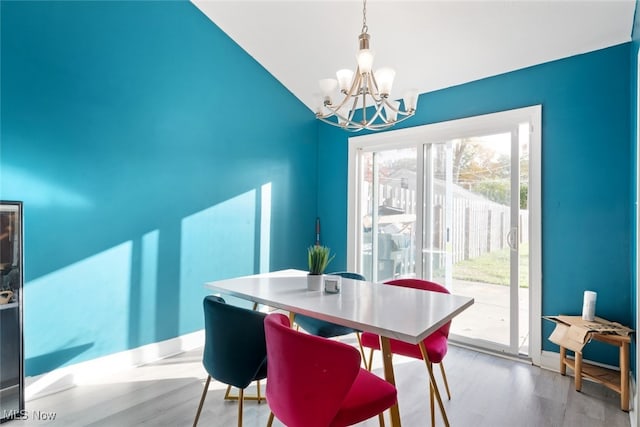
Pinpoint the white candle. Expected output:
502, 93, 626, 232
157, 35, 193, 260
582, 291, 597, 321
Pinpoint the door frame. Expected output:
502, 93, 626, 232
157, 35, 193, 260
347, 105, 542, 365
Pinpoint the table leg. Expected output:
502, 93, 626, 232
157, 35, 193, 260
559, 346, 566, 375
621, 341, 629, 411
380, 336, 401, 427
574, 351, 583, 391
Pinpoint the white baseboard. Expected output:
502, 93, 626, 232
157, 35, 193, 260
630, 375, 637, 427
25, 330, 204, 401
539, 350, 561, 372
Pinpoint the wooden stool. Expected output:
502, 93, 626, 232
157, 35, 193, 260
559, 333, 631, 411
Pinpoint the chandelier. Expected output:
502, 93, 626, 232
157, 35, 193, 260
315, 0, 419, 132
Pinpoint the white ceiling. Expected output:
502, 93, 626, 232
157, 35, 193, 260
192, 0, 636, 112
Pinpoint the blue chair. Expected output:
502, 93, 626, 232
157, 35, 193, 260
193, 296, 268, 427
293, 272, 367, 361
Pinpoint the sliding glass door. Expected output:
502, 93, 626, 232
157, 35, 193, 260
436, 129, 529, 354
359, 147, 418, 283
348, 107, 540, 358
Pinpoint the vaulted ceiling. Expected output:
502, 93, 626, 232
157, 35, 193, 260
193, 1, 636, 112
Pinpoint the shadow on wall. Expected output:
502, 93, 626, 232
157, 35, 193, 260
26, 343, 94, 377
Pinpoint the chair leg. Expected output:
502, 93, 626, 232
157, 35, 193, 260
439, 362, 451, 400
224, 382, 265, 402
378, 412, 386, 427
429, 380, 435, 427
267, 411, 275, 427
256, 379, 262, 403
356, 332, 367, 367
193, 375, 211, 427
367, 348, 375, 372
419, 342, 450, 427
237, 388, 244, 427
224, 384, 233, 400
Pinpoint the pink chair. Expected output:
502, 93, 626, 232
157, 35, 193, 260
360, 279, 452, 427
264, 313, 397, 427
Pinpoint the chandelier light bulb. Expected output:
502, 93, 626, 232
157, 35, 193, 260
403, 90, 418, 111
336, 69, 354, 93
384, 100, 400, 122
356, 49, 374, 74
318, 78, 338, 104
374, 67, 395, 96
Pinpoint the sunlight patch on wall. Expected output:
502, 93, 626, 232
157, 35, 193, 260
138, 229, 159, 343
179, 190, 257, 334
260, 182, 272, 273
24, 242, 132, 371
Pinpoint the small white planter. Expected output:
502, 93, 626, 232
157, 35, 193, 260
307, 274, 323, 291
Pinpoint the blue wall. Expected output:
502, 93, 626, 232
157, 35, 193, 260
0, 0, 634, 375
318, 44, 633, 366
0, 1, 317, 376
631, 0, 640, 377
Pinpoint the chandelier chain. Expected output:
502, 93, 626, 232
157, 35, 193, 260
361, 0, 368, 34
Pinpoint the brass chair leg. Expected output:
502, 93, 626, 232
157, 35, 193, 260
193, 375, 211, 427
237, 388, 244, 427
256, 379, 262, 403
429, 381, 435, 427
225, 382, 265, 402
224, 384, 233, 400
288, 312, 296, 328
367, 348, 375, 372
378, 412, 386, 427
419, 342, 449, 427
355, 332, 367, 368
439, 362, 451, 400
267, 411, 275, 427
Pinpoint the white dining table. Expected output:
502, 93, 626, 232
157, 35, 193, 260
205, 269, 474, 427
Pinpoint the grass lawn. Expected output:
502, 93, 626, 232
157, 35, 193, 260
453, 243, 529, 287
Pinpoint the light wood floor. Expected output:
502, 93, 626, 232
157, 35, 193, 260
19, 342, 631, 427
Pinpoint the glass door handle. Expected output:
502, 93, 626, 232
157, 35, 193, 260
507, 227, 518, 251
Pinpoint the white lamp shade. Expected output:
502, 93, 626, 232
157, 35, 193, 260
319, 78, 338, 97
374, 67, 395, 96
336, 69, 354, 92
384, 100, 400, 122
403, 90, 419, 111
356, 49, 374, 74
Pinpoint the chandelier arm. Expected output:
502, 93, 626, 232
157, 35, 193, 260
367, 71, 386, 104
363, 97, 388, 125
316, 89, 357, 120
381, 97, 417, 117
325, 68, 363, 115
381, 97, 407, 116
348, 96, 359, 122
316, 95, 416, 131
316, 115, 368, 132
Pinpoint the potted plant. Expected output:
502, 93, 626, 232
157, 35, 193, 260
307, 245, 334, 290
